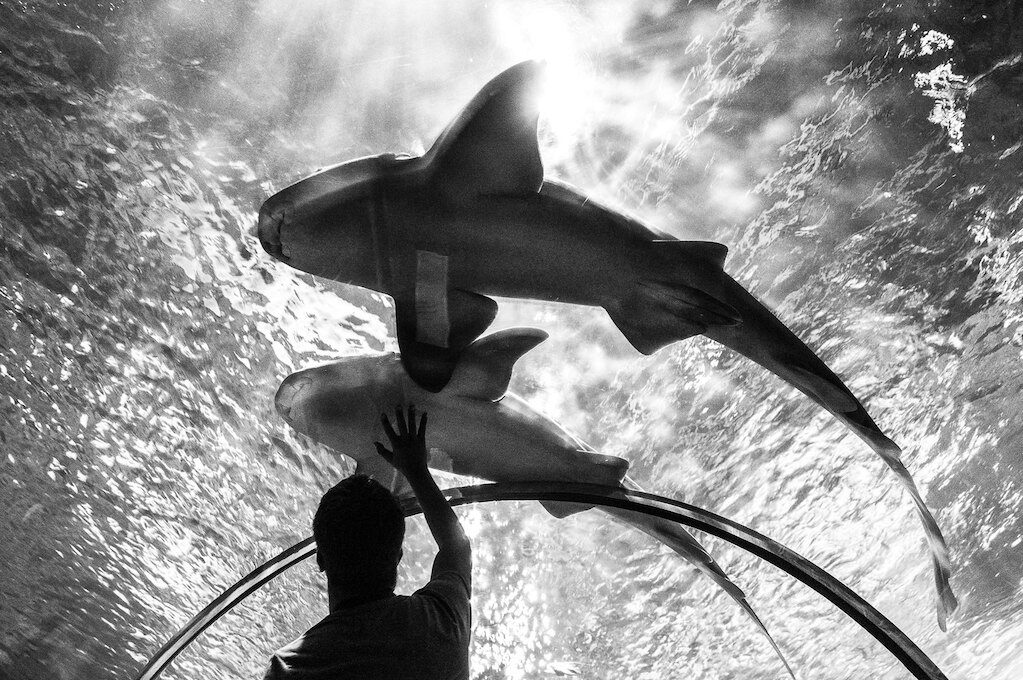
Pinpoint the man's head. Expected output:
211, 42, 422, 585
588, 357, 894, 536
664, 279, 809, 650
313, 474, 406, 595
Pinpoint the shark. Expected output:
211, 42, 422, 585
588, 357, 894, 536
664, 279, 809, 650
256, 60, 955, 625
275, 327, 795, 678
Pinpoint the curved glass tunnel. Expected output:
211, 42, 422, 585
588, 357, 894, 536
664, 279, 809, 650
135, 484, 948, 680
2, 1, 1022, 679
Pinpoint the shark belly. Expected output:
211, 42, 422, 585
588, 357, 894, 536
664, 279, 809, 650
422, 396, 628, 485
386, 190, 641, 306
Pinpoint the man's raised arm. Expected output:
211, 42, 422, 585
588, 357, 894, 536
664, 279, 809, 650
375, 407, 471, 583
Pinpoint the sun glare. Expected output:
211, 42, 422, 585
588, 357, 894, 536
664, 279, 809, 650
490, 2, 608, 158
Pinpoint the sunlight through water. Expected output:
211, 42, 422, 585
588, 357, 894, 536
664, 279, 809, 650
2, 1, 1023, 679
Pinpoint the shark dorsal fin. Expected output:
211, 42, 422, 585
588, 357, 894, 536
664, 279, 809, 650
425, 61, 545, 202
445, 327, 548, 400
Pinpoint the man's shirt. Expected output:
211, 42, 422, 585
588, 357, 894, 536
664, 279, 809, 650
263, 571, 471, 680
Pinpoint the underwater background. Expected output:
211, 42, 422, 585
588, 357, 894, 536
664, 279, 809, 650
2, 0, 1021, 678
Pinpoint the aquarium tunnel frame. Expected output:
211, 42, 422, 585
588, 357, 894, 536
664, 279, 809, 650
134, 481, 948, 680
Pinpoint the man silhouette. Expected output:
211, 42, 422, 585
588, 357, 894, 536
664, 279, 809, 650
264, 407, 471, 679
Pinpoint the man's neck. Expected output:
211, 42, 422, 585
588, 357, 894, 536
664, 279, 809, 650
328, 584, 395, 612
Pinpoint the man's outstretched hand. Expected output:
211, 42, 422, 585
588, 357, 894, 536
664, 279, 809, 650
375, 405, 470, 582
375, 406, 429, 477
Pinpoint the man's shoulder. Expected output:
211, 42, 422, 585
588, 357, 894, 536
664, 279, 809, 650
410, 571, 472, 639
422, 569, 470, 591
264, 593, 469, 680
262, 604, 399, 679
268, 612, 339, 658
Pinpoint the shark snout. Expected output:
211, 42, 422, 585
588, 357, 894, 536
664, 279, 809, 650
274, 373, 312, 424
256, 200, 290, 262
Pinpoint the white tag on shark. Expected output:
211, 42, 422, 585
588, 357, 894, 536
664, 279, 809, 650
415, 250, 450, 347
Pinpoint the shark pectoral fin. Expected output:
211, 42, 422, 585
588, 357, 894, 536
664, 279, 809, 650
446, 327, 548, 400
396, 341, 460, 394
652, 521, 798, 680
396, 290, 454, 392
355, 455, 414, 499
536, 452, 629, 519
606, 282, 740, 355
447, 289, 499, 347
425, 61, 545, 202
413, 254, 500, 347
606, 488, 798, 680
396, 280, 498, 392
399, 250, 496, 349
539, 501, 593, 518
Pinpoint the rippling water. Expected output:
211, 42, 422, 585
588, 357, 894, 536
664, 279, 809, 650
2, 1, 1021, 679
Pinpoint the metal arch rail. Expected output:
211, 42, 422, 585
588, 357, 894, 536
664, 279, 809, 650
134, 482, 947, 680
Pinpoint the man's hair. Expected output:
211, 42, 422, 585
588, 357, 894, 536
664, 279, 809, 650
313, 475, 405, 592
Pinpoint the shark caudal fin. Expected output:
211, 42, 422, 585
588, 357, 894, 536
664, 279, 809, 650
606, 477, 796, 679
698, 276, 958, 628
611, 239, 956, 626
874, 439, 958, 630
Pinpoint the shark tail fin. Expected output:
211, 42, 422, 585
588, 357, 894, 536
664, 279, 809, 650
609, 477, 797, 679
874, 440, 958, 630
634, 242, 956, 623
735, 597, 800, 680
539, 500, 592, 518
